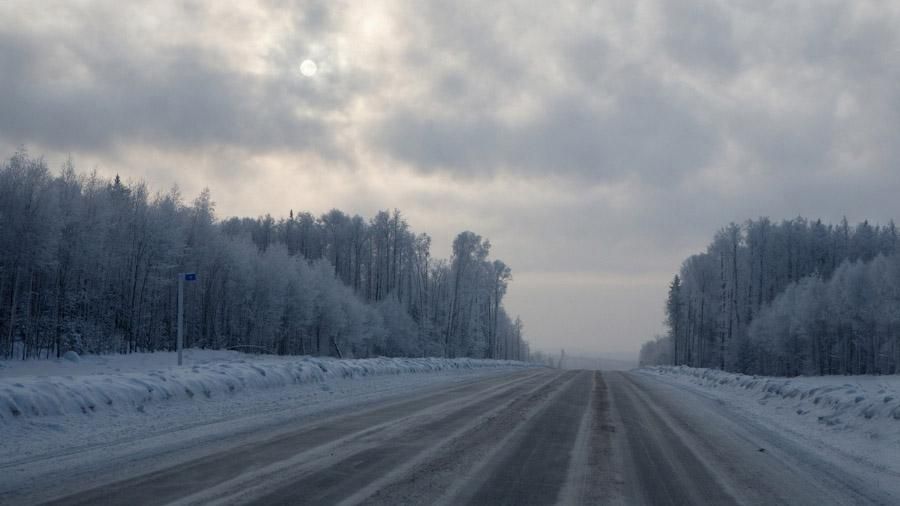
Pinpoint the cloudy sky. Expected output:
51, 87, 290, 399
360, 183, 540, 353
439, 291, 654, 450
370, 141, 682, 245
2, 0, 899, 357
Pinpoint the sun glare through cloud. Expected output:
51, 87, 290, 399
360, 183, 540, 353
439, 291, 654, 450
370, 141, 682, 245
300, 59, 318, 76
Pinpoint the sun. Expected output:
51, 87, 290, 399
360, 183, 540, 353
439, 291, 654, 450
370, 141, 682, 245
300, 59, 318, 77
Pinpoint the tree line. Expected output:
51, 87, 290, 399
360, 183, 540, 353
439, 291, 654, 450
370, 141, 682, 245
640, 216, 900, 376
0, 150, 530, 361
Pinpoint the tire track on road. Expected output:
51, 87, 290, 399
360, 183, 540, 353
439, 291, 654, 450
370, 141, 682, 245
41, 369, 544, 506
624, 372, 900, 506
451, 370, 593, 506
607, 372, 740, 506
347, 370, 584, 506
243, 370, 577, 506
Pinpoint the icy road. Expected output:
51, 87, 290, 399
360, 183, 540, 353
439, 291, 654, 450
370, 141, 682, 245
11, 369, 900, 505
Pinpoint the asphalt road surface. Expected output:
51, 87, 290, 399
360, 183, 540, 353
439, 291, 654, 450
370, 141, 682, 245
32, 369, 898, 505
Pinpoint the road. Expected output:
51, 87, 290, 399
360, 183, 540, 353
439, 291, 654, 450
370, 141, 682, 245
29, 369, 899, 505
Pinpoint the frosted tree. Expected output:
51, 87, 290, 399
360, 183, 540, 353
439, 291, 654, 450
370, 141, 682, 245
650, 216, 900, 375
0, 151, 532, 361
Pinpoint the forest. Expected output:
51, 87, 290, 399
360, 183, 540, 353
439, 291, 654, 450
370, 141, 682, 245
0, 150, 529, 361
640, 216, 900, 376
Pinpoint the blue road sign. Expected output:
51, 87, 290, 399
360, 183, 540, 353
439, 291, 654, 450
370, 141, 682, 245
184, 273, 197, 281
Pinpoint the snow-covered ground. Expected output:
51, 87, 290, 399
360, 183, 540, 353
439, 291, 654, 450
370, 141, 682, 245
0, 349, 529, 421
0, 350, 531, 466
639, 366, 900, 476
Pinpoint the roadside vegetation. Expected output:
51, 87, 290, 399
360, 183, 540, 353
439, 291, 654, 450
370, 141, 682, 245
641, 217, 900, 376
0, 150, 529, 361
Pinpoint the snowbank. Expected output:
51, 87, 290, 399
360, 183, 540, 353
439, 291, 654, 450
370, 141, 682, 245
0, 351, 531, 422
641, 365, 900, 432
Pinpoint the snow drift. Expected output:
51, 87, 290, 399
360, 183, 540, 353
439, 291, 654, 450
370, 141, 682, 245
0, 353, 531, 422
641, 365, 900, 429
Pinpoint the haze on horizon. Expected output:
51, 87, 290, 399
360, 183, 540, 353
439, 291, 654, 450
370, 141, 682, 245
2, 1, 899, 358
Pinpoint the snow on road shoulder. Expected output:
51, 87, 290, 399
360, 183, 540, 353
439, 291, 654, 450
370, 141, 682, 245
638, 365, 900, 473
640, 366, 900, 428
0, 350, 531, 422
1, 355, 534, 503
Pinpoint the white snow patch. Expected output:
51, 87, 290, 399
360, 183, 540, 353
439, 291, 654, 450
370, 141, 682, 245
639, 365, 900, 474
0, 350, 531, 422
641, 366, 900, 428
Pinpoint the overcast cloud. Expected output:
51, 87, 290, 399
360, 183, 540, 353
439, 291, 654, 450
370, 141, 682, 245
2, 0, 899, 356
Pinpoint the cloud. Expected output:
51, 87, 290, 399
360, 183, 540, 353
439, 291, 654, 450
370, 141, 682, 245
661, 0, 739, 75
2, 0, 900, 355
0, 1, 363, 158
367, 0, 900, 191
373, 79, 720, 186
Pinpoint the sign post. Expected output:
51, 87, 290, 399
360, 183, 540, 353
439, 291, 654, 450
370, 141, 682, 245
177, 273, 197, 366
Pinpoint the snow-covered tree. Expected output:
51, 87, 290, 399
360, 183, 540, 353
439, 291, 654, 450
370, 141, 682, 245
0, 151, 531, 361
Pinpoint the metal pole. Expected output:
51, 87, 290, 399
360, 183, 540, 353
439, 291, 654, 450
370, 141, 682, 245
177, 273, 184, 366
